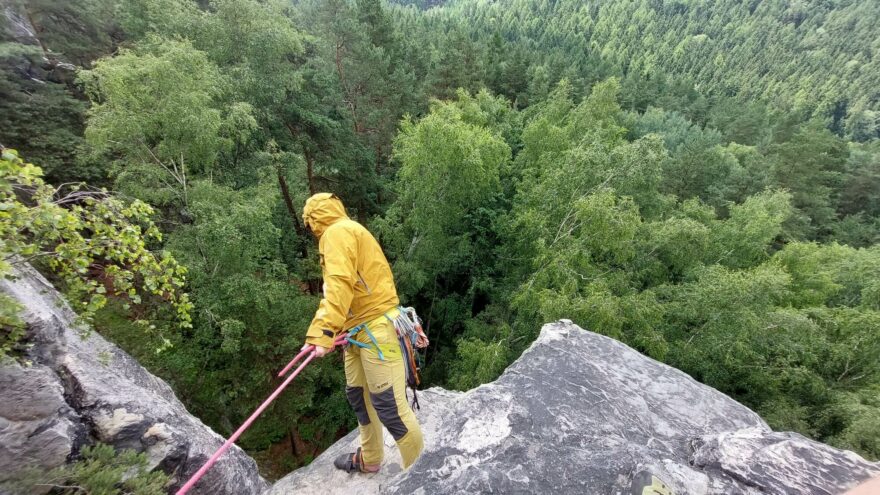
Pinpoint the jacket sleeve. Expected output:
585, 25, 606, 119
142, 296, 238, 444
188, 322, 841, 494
305, 226, 357, 348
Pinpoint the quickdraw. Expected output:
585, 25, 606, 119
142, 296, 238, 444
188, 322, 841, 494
387, 306, 429, 409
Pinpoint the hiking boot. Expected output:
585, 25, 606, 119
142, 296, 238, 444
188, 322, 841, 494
333, 447, 379, 474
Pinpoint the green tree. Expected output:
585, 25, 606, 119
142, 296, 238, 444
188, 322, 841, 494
381, 94, 510, 297
80, 39, 251, 206
766, 124, 849, 239
299, 0, 417, 212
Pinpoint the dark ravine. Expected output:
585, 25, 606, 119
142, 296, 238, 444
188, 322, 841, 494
1, 263, 878, 494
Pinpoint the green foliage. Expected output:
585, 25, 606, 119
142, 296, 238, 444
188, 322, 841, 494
80, 39, 250, 204
840, 142, 880, 221
404, 0, 880, 139
448, 336, 510, 391
707, 190, 792, 268
381, 94, 510, 296
35, 443, 168, 495
766, 125, 849, 239
827, 388, 880, 457
0, 149, 191, 355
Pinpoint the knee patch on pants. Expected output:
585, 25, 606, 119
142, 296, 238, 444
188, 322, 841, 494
346, 385, 371, 426
370, 387, 408, 440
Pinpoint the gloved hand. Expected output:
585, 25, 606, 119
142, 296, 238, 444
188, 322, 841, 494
302, 342, 334, 358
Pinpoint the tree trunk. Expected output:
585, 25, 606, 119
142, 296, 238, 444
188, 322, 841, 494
277, 171, 308, 257
375, 144, 383, 206
305, 149, 317, 196
358, 199, 368, 224
289, 429, 298, 457
24, 10, 50, 60
277, 171, 305, 239
335, 40, 363, 134
279, 125, 322, 294
285, 123, 318, 195
277, 171, 321, 295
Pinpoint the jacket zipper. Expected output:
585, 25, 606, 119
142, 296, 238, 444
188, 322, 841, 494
357, 272, 372, 294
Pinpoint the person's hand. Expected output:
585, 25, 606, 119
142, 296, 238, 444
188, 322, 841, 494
302, 342, 334, 358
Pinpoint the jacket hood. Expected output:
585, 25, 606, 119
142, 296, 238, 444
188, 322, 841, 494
302, 193, 348, 238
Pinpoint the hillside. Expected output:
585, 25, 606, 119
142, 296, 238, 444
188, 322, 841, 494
392, 0, 880, 139
1, 0, 879, 483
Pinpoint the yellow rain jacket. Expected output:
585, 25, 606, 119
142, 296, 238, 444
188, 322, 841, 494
303, 193, 400, 348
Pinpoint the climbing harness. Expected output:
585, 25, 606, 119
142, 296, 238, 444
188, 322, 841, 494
346, 321, 386, 361
342, 306, 428, 409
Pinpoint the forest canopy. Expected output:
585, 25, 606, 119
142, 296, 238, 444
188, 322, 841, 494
1, 0, 878, 476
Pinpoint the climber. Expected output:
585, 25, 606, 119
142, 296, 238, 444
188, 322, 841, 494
300, 192, 424, 474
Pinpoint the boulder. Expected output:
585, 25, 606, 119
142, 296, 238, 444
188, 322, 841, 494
269, 320, 880, 495
0, 263, 268, 494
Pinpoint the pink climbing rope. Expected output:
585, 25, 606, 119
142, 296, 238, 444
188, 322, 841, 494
277, 335, 348, 378
176, 335, 347, 495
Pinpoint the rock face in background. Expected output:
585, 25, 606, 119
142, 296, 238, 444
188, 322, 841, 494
0, 263, 268, 495
272, 321, 880, 495
0, 0, 76, 87
1, 2, 40, 47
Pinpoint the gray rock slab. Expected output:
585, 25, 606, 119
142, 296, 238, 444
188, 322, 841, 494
0, 363, 79, 494
0, 262, 268, 495
691, 428, 880, 495
1, 3, 40, 47
269, 320, 880, 495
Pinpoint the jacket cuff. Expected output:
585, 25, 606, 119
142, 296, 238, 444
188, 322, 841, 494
305, 328, 337, 349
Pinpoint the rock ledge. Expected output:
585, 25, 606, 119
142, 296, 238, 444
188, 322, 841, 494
270, 320, 879, 495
